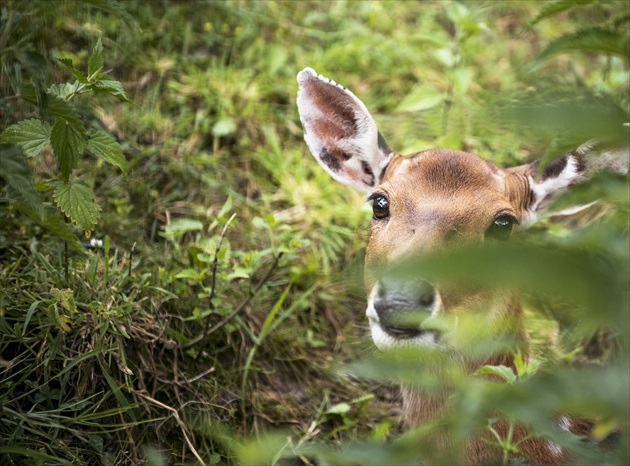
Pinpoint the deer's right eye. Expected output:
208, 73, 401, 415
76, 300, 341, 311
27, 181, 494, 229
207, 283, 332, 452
485, 214, 517, 241
369, 194, 390, 220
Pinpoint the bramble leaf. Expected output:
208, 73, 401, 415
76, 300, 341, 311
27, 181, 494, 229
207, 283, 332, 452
48, 82, 81, 100
0, 144, 43, 217
20, 85, 83, 124
0, 119, 51, 157
53, 182, 101, 232
163, 219, 204, 240
93, 78, 130, 101
57, 57, 89, 84
475, 365, 517, 384
87, 129, 127, 176
50, 119, 87, 180
88, 38, 104, 78
17, 202, 82, 248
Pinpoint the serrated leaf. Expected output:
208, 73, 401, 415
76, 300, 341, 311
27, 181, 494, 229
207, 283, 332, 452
163, 219, 204, 240
0, 119, 51, 157
53, 182, 101, 232
16, 202, 82, 248
50, 119, 87, 180
21, 85, 83, 125
475, 365, 517, 384
88, 38, 104, 78
48, 82, 81, 100
87, 129, 127, 175
0, 143, 44, 217
51, 287, 77, 313
93, 78, 130, 101
57, 57, 89, 84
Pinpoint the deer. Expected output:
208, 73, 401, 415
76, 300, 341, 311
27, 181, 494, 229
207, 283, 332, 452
296, 67, 629, 465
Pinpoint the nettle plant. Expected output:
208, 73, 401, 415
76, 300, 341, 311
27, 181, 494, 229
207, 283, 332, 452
0, 38, 128, 239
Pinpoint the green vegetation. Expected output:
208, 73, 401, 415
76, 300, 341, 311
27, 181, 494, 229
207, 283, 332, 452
0, 1, 628, 465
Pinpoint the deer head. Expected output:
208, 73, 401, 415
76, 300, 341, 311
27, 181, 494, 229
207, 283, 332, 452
297, 68, 628, 464
297, 67, 628, 353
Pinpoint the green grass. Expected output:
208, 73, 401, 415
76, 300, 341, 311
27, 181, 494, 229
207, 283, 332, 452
1, 1, 628, 465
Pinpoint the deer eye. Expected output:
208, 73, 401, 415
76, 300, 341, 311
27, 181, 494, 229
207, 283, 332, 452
485, 214, 517, 240
368, 194, 390, 220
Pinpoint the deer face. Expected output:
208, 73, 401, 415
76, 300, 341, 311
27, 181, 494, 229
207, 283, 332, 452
363, 149, 528, 348
296, 67, 628, 350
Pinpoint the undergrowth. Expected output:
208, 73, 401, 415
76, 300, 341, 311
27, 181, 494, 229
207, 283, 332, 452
0, 1, 628, 465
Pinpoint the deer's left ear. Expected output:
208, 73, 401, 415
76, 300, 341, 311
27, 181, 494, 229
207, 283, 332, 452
297, 68, 394, 193
526, 138, 629, 220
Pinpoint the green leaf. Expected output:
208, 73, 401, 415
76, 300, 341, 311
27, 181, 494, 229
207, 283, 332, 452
50, 119, 88, 180
396, 85, 444, 113
51, 287, 77, 313
57, 57, 89, 84
0, 119, 51, 157
88, 38, 104, 78
475, 365, 517, 384
16, 203, 82, 248
87, 129, 127, 175
531, 0, 596, 25
535, 28, 630, 67
48, 82, 81, 100
93, 78, 130, 101
20, 85, 83, 125
0, 144, 43, 217
326, 402, 351, 415
163, 219, 204, 240
53, 182, 101, 232
212, 118, 237, 137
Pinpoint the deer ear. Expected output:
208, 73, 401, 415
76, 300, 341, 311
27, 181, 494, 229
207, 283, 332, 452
528, 137, 629, 218
297, 68, 394, 193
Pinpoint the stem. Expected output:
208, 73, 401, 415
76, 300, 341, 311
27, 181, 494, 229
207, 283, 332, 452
186, 251, 283, 351
127, 242, 136, 279
64, 240, 68, 284
503, 420, 515, 466
193, 213, 236, 359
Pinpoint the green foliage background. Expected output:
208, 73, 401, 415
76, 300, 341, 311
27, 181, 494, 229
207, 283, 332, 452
0, 1, 628, 465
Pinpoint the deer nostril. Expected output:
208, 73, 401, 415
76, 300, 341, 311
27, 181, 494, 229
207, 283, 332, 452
416, 280, 435, 310
417, 286, 435, 308
375, 278, 435, 312
373, 278, 436, 338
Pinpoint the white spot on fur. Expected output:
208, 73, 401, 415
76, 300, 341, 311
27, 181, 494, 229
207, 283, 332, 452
548, 441, 563, 458
531, 156, 582, 210
558, 415, 573, 432
523, 156, 583, 227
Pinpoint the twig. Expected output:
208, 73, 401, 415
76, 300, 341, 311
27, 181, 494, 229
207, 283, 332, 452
127, 241, 136, 279
207, 213, 237, 306
135, 391, 206, 466
185, 251, 284, 350
193, 213, 236, 359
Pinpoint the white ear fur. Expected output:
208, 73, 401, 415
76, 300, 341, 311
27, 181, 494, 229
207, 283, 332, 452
297, 68, 394, 193
526, 137, 629, 224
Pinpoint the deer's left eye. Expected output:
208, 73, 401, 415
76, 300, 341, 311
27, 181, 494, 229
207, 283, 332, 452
368, 194, 390, 220
485, 214, 517, 240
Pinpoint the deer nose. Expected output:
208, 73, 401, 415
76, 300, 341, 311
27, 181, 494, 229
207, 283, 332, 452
373, 277, 436, 338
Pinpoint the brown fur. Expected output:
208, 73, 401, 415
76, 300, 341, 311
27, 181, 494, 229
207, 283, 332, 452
296, 69, 625, 465
366, 150, 582, 465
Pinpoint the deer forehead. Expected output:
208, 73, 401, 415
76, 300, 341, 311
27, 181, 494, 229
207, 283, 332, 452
375, 149, 514, 223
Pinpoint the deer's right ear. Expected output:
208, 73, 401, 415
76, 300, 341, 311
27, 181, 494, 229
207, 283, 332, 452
297, 68, 394, 193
